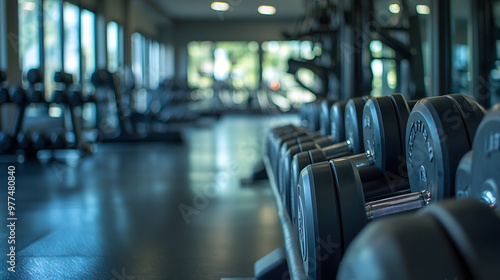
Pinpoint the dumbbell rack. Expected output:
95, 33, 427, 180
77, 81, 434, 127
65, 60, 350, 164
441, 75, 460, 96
263, 155, 309, 280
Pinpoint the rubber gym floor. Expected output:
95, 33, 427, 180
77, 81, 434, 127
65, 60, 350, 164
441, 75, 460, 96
0, 114, 298, 279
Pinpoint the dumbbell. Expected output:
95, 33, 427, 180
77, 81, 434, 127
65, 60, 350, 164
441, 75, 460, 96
27, 68, 44, 84
272, 98, 358, 176
9, 85, 28, 105
269, 126, 319, 175
456, 102, 500, 209
90, 70, 110, 87
319, 99, 336, 136
16, 132, 50, 156
267, 125, 304, 161
297, 95, 485, 279
16, 132, 32, 152
32, 132, 50, 151
50, 131, 69, 150
54, 71, 73, 85
296, 93, 415, 280
268, 98, 338, 164
330, 100, 348, 144
287, 94, 416, 230
68, 90, 84, 107
271, 97, 361, 189
52, 89, 68, 104
26, 68, 45, 103
337, 199, 500, 280
10, 84, 42, 105
286, 96, 400, 229
278, 97, 367, 217
299, 100, 322, 132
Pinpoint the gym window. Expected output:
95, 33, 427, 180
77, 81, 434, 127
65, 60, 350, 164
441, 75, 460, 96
149, 40, 160, 89
43, 0, 62, 97
188, 41, 260, 91
131, 32, 144, 87
63, 2, 79, 83
19, 0, 41, 81
262, 41, 318, 108
81, 9, 96, 95
107, 21, 121, 74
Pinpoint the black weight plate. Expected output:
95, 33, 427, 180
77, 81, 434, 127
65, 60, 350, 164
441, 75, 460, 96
277, 133, 321, 172
267, 125, 299, 159
330, 157, 368, 249
290, 151, 313, 233
362, 95, 401, 173
406, 97, 470, 200
446, 94, 486, 148
273, 130, 316, 166
52, 90, 67, 104
389, 94, 413, 168
455, 151, 473, 199
279, 144, 300, 194
282, 140, 331, 216
277, 138, 303, 181
9, 85, 26, 104
298, 162, 342, 280
32, 132, 48, 151
27, 68, 43, 84
310, 100, 323, 132
268, 125, 300, 154
320, 100, 335, 137
282, 137, 336, 216
16, 132, 32, 150
28, 89, 44, 103
422, 199, 500, 279
471, 103, 500, 210
54, 71, 73, 84
272, 134, 300, 172
281, 146, 304, 211
337, 212, 468, 280
344, 97, 367, 154
330, 100, 348, 143
50, 132, 68, 149
68, 90, 84, 106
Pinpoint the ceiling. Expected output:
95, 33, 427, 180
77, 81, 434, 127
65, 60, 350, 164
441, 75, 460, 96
146, 0, 306, 21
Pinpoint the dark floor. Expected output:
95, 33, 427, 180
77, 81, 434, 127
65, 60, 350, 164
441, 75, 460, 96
0, 114, 298, 280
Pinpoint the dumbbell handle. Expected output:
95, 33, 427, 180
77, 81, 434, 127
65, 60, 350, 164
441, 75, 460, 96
365, 190, 431, 220
349, 152, 374, 168
322, 139, 353, 159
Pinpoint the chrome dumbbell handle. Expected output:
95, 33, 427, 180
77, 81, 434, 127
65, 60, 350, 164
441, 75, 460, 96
365, 190, 431, 220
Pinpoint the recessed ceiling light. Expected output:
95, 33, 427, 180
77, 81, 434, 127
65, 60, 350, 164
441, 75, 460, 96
258, 5, 276, 15
416, 5, 430, 15
389, 4, 400, 14
211, 2, 229, 12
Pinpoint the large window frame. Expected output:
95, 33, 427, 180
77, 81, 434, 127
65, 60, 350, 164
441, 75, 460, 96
18, 0, 99, 88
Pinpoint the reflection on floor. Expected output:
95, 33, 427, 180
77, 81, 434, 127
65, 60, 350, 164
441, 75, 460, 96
0, 114, 298, 280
